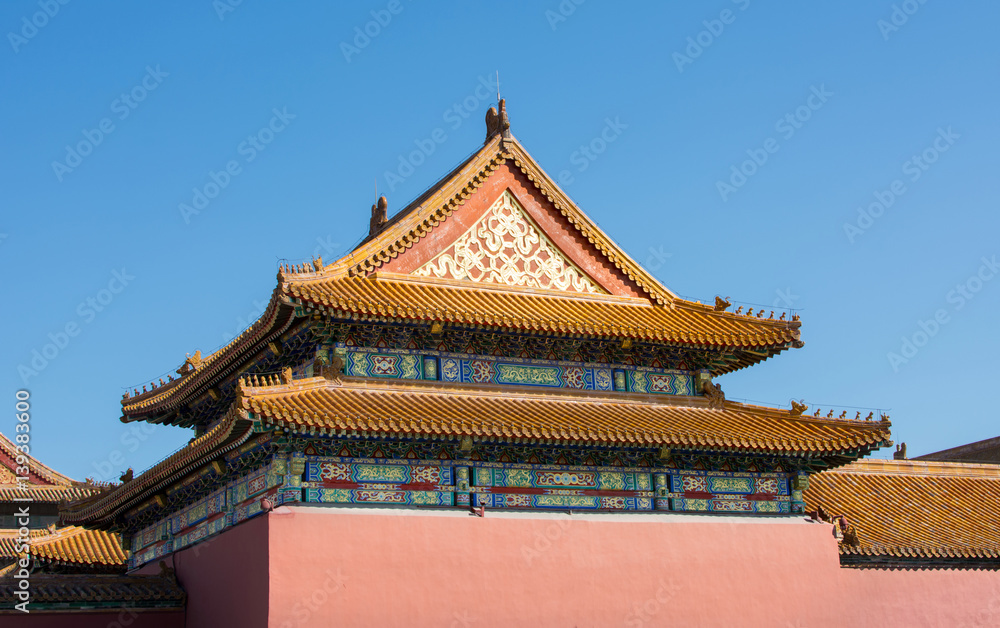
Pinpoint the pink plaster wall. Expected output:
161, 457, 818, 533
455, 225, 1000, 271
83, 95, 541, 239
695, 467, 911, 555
135, 513, 270, 628
264, 506, 1000, 628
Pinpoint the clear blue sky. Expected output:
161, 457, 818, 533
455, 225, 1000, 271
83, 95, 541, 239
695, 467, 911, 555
2, 1, 997, 481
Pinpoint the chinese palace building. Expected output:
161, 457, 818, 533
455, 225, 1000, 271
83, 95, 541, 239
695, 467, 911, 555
4, 102, 999, 626
0, 433, 185, 623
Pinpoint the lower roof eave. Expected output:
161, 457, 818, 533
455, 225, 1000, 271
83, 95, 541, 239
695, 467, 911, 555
61, 417, 256, 527
839, 552, 1000, 571
265, 417, 888, 467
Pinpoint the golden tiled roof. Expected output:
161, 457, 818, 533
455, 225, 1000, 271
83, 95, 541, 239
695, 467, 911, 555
914, 435, 1000, 464
0, 528, 50, 560
28, 526, 126, 567
120, 286, 293, 415
804, 459, 1000, 565
62, 417, 255, 526
0, 432, 107, 504
285, 271, 801, 351
0, 485, 100, 504
0, 526, 126, 567
237, 376, 889, 457
120, 133, 802, 423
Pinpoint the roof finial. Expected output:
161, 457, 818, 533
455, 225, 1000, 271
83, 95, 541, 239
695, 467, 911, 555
369, 195, 388, 237
894, 442, 908, 460
484, 97, 511, 143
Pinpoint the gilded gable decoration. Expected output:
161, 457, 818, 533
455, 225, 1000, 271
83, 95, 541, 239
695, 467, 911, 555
412, 191, 604, 294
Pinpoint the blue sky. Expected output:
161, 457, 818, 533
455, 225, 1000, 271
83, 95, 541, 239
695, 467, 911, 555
2, 1, 997, 481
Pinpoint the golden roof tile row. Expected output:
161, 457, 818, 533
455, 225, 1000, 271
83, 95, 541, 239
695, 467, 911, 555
336, 136, 675, 305
237, 377, 889, 456
28, 526, 126, 567
62, 417, 255, 526
0, 486, 99, 504
285, 272, 801, 350
0, 528, 51, 560
120, 287, 292, 414
804, 459, 1000, 564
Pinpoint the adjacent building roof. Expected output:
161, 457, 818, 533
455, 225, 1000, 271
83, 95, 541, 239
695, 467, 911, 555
120, 127, 802, 426
0, 432, 108, 503
237, 375, 889, 461
913, 435, 1000, 464
804, 459, 1000, 569
0, 528, 50, 563
30, 526, 126, 568
0, 526, 126, 570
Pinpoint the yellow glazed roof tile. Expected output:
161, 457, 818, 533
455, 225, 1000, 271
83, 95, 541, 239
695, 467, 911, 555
120, 134, 802, 422
0, 526, 126, 567
805, 459, 1000, 561
284, 271, 801, 350
237, 376, 889, 455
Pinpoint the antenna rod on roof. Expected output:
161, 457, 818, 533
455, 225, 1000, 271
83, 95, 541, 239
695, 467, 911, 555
496, 70, 500, 104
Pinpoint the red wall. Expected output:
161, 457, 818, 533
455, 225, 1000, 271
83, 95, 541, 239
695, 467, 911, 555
264, 506, 1000, 628
135, 514, 270, 628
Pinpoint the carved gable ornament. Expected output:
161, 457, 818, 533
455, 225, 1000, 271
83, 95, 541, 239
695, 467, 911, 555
413, 191, 604, 294
0, 464, 16, 484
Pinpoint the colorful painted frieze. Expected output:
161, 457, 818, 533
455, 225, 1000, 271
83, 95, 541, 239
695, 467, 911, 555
339, 345, 693, 397
230, 459, 287, 506
173, 511, 227, 551
125, 450, 801, 570
473, 493, 653, 510
304, 487, 454, 506
626, 369, 694, 396
471, 465, 654, 510
346, 351, 423, 379
473, 467, 651, 491
304, 459, 453, 485
302, 458, 454, 506
668, 472, 790, 514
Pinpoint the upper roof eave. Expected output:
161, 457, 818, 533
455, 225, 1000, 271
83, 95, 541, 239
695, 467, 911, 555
120, 286, 296, 421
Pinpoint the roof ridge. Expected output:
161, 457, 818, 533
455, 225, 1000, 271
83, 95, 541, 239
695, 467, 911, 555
833, 458, 1000, 478
0, 431, 78, 486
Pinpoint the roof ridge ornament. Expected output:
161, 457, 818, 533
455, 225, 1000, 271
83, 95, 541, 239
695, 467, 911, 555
370, 195, 388, 237
176, 350, 204, 376
702, 380, 725, 410
485, 98, 511, 144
